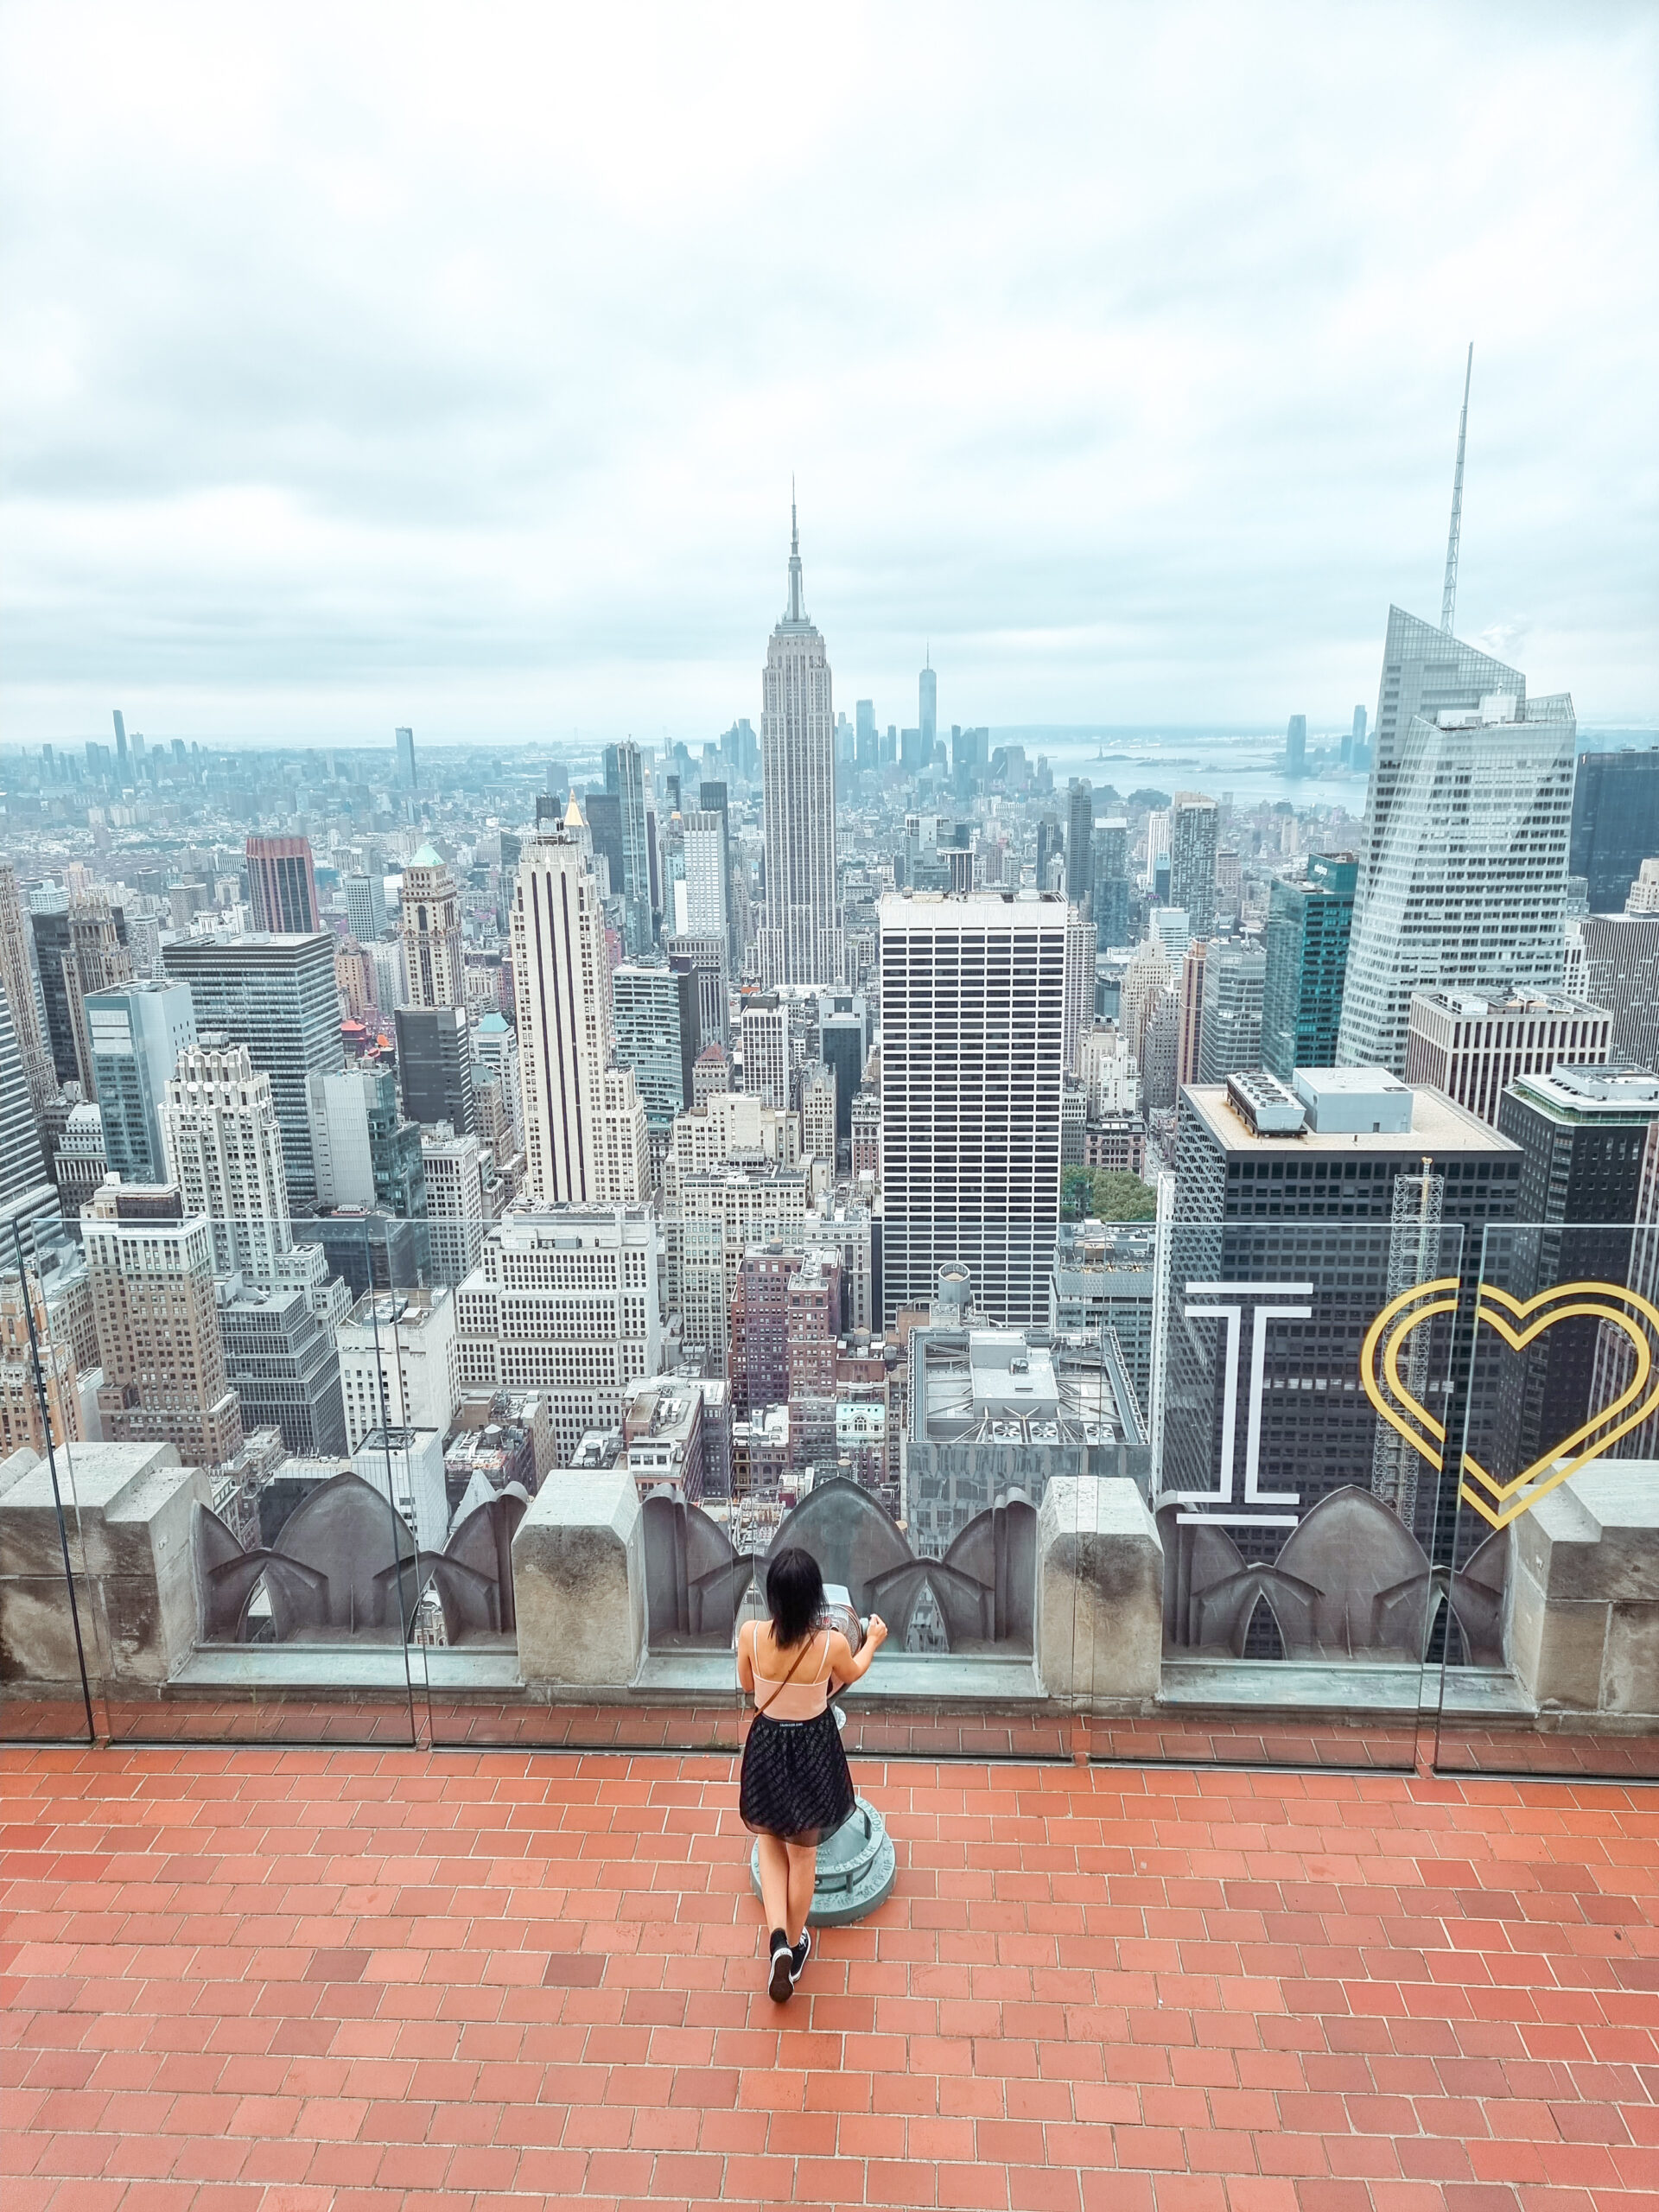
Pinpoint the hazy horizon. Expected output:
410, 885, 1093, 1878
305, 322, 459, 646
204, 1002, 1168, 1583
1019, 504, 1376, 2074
3, 3, 1656, 747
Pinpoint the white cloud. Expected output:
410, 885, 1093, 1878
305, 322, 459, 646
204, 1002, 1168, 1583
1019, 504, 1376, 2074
2, 0, 1656, 745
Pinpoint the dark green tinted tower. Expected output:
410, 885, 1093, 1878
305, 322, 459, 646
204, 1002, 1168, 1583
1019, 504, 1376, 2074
1262, 853, 1357, 1083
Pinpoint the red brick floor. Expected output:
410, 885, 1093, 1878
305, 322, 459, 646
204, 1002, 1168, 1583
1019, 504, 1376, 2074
3, 1745, 1657, 2212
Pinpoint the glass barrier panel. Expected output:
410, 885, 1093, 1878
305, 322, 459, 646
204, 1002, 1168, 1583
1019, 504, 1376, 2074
96, 1210, 420, 1745
1076, 1213, 1465, 1770
378, 1198, 588, 1752
0, 1218, 97, 1744
1433, 1219, 1659, 1782
410, 1203, 1075, 1762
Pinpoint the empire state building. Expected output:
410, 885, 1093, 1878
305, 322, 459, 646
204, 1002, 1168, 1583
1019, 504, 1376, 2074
758, 498, 842, 988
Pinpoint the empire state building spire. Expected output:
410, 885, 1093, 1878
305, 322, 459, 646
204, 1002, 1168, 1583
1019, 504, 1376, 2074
785, 475, 805, 624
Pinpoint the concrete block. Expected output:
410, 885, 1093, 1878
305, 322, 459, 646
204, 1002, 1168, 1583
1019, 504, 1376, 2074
0, 1440, 206, 1686
512, 1470, 646, 1689
1603, 1602, 1659, 1718
1510, 1464, 1659, 1715
1035, 1476, 1163, 1704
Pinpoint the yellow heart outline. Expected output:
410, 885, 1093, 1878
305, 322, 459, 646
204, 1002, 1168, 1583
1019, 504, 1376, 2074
1359, 1276, 1659, 1532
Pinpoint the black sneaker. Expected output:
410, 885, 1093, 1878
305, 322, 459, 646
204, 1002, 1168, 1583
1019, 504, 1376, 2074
788, 1929, 812, 1987
767, 1934, 794, 2003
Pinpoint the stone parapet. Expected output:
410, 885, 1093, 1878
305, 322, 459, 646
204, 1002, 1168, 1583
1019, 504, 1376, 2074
512, 1469, 647, 1691
1034, 1475, 1163, 1704
1510, 1464, 1659, 1716
0, 1440, 207, 1686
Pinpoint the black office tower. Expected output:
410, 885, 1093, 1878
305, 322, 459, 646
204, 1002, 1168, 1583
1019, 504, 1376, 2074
817, 993, 871, 1161
1570, 748, 1659, 912
395, 1005, 478, 1137
1494, 1066, 1659, 1484
583, 791, 626, 903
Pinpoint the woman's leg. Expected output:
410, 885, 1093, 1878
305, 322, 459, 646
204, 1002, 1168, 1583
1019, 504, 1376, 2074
784, 1841, 817, 1945
755, 1833, 790, 1936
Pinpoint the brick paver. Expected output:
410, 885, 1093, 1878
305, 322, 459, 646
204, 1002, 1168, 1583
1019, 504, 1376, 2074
3, 1745, 1656, 2210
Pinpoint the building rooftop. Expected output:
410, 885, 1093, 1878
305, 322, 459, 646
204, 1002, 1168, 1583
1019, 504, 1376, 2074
1292, 1065, 1414, 1135
918, 1325, 1123, 1442
968, 1333, 1058, 1416
358, 1426, 435, 1452
624, 1379, 702, 1447
1184, 1079, 1516, 1155
568, 1428, 624, 1469
1510, 1065, 1659, 1118
10, 1744, 1643, 2211
1053, 1219, 1156, 1269
163, 930, 330, 952
879, 888, 1068, 925
1412, 986, 1608, 1020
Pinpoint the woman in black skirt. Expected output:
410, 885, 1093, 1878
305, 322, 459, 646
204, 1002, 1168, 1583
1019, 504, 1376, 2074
736, 1547, 887, 2001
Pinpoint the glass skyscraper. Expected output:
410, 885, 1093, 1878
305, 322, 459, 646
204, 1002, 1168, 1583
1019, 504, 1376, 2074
1261, 854, 1357, 1081
86, 979, 198, 1185
1338, 607, 1573, 1075
1065, 779, 1093, 907
162, 932, 345, 1211
1569, 747, 1659, 912
603, 740, 654, 956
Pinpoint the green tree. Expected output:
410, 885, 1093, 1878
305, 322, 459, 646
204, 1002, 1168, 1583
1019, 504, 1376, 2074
1061, 1167, 1156, 1223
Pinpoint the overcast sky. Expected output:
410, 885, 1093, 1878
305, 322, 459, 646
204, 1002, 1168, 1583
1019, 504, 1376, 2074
3, 3, 1656, 752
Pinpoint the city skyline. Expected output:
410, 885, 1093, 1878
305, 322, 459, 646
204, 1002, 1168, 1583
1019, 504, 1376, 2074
2, 7, 1655, 747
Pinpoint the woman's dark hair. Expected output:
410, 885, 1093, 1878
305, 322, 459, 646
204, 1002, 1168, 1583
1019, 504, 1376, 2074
766, 1547, 824, 1649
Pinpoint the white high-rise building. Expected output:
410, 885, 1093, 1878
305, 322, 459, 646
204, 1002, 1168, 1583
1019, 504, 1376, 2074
509, 825, 648, 1205
1338, 609, 1574, 1073
879, 890, 1068, 1328
1197, 938, 1268, 1084
368, 938, 406, 1014
679, 809, 730, 943
662, 1090, 801, 1198
306, 1071, 377, 1208
741, 994, 790, 1110
420, 1127, 493, 1286
163, 1039, 347, 1325
1078, 1023, 1140, 1117
337, 1285, 460, 1452
454, 1208, 662, 1459
758, 499, 841, 988
802, 1064, 836, 1173
162, 1040, 289, 1280
398, 843, 464, 1009
344, 870, 388, 944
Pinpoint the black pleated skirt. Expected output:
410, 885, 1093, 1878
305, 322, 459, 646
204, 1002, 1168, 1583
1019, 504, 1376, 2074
739, 1707, 856, 1847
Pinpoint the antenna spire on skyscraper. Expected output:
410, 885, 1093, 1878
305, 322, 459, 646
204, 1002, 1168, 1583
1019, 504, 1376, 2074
1440, 342, 1473, 634
785, 479, 804, 622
